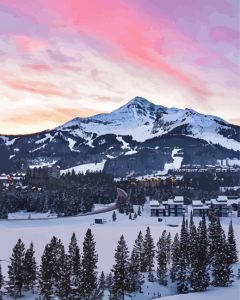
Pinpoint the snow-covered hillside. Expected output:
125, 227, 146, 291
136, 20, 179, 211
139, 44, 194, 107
58, 97, 240, 151
0, 97, 239, 176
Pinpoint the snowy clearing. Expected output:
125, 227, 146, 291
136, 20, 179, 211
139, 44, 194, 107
0, 202, 239, 277
60, 160, 106, 175
0, 200, 239, 299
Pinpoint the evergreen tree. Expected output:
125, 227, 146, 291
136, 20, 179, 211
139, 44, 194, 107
137, 206, 142, 216
190, 213, 209, 292
133, 212, 137, 220
133, 231, 145, 272
23, 242, 37, 290
110, 235, 130, 300
176, 216, 189, 294
39, 243, 54, 299
39, 236, 65, 299
0, 264, 3, 289
208, 212, 219, 264
189, 211, 194, 235
143, 227, 155, 281
188, 222, 197, 266
112, 211, 117, 222
156, 231, 167, 285
80, 228, 98, 298
68, 233, 81, 288
106, 272, 113, 289
237, 202, 240, 217
129, 213, 132, 220
8, 238, 25, 297
227, 220, 238, 264
51, 237, 65, 286
127, 249, 144, 293
170, 233, 180, 282
212, 221, 233, 287
166, 232, 171, 267
98, 271, 105, 299
56, 254, 71, 300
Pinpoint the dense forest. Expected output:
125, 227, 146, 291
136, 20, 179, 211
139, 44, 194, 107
0, 172, 117, 218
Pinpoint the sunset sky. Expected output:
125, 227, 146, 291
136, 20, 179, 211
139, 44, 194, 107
0, 0, 239, 134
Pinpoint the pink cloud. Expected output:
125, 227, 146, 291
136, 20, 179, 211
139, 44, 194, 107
21, 63, 53, 72
12, 35, 46, 53
0, 0, 210, 96
4, 79, 67, 97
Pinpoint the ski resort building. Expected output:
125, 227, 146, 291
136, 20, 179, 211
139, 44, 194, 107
210, 196, 229, 217
192, 200, 209, 216
150, 196, 185, 217
150, 200, 167, 217
26, 165, 60, 179
163, 196, 185, 216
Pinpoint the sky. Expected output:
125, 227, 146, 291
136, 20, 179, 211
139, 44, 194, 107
0, 0, 239, 134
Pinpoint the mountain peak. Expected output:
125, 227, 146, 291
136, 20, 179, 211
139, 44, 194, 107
127, 96, 154, 106
112, 96, 167, 115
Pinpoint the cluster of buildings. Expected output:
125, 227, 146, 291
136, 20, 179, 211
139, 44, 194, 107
0, 173, 25, 186
0, 165, 61, 186
169, 165, 240, 175
150, 195, 240, 218
26, 165, 61, 179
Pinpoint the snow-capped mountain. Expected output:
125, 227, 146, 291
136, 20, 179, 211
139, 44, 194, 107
0, 97, 239, 177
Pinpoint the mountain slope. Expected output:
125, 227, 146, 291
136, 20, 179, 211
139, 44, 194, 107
0, 96, 239, 176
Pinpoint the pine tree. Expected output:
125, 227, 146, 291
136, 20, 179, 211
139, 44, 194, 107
106, 272, 113, 289
189, 211, 194, 235
188, 222, 197, 266
112, 211, 117, 222
208, 212, 219, 264
176, 216, 189, 294
170, 233, 180, 282
133, 231, 145, 272
98, 271, 105, 298
8, 238, 25, 297
56, 254, 71, 300
51, 237, 65, 286
39, 243, 54, 299
190, 213, 209, 292
68, 233, 81, 280
166, 232, 171, 267
0, 264, 3, 289
110, 235, 130, 300
133, 212, 137, 220
212, 220, 233, 287
129, 213, 132, 220
68, 233, 81, 298
237, 202, 240, 217
39, 236, 65, 299
137, 206, 142, 216
227, 220, 238, 264
23, 242, 37, 290
156, 230, 168, 285
127, 249, 144, 293
143, 227, 155, 281
80, 228, 98, 298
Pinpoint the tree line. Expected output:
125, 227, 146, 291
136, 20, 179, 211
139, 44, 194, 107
0, 171, 116, 219
0, 214, 238, 299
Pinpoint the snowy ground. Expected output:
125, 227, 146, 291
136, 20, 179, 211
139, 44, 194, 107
0, 200, 239, 299
8, 211, 57, 220
156, 280, 240, 300
60, 160, 106, 175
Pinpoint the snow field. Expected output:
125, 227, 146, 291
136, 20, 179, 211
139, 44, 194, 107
0, 203, 239, 279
